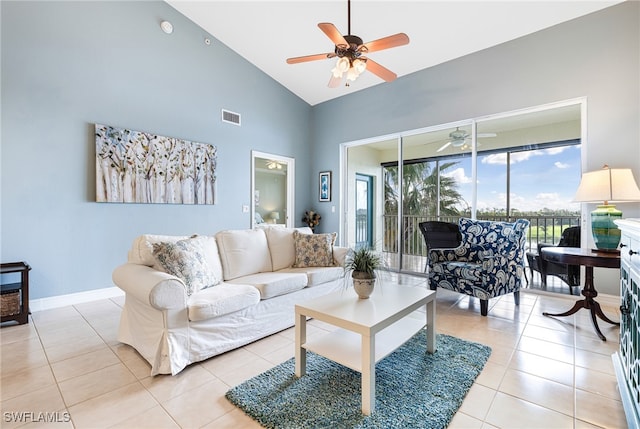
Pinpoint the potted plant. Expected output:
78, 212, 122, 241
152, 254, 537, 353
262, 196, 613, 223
344, 246, 382, 299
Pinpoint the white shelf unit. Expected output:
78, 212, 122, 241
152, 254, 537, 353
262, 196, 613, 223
303, 311, 424, 372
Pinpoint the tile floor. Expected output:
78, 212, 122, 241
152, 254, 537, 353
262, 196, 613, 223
0, 274, 628, 429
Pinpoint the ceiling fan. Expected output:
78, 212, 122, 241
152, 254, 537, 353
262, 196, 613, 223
436, 128, 497, 152
286, 0, 409, 87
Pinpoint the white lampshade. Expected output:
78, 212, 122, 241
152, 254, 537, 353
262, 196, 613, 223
573, 166, 640, 203
270, 212, 280, 221
573, 165, 640, 251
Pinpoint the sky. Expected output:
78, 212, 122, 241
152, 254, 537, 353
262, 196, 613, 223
443, 145, 582, 213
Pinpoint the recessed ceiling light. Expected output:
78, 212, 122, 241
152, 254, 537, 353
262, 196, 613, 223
160, 21, 173, 34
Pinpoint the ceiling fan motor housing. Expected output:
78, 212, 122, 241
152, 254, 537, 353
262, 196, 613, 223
335, 35, 366, 61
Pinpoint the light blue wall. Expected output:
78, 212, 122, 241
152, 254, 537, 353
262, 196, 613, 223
1, 1, 313, 299
311, 1, 640, 236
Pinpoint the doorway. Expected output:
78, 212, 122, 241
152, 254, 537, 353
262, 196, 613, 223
355, 174, 374, 249
251, 151, 295, 228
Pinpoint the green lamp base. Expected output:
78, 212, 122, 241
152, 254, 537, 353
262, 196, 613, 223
591, 204, 622, 251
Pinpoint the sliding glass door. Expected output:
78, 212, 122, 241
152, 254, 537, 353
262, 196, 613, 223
342, 99, 583, 274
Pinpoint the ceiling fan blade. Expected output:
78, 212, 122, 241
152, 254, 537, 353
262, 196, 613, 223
437, 142, 451, 152
286, 53, 334, 64
361, 33, 409, 53
328, 74, 342, 88
365, 58, 397, 82
318, 23, 348, 47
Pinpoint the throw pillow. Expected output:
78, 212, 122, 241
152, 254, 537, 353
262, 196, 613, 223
292, 230, 337, 268
152, 237, 220, 296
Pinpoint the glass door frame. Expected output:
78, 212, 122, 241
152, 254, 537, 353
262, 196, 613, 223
355, 173, 374, 249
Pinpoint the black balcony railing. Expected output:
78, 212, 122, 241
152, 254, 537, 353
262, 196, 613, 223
381, 214, 581, 259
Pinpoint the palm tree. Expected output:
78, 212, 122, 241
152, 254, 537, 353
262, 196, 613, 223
383, 161, 466, 253
384, 161, 465, 216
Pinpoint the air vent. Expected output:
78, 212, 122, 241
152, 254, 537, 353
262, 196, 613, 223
221, 109, 241, 126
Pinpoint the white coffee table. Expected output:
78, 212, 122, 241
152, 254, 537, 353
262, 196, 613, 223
294, 283, 436, 415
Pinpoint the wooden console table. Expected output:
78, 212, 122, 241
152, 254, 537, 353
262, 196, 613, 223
540, 247, 620, 341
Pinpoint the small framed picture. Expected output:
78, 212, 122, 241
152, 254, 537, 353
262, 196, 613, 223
319, 171, 331, 202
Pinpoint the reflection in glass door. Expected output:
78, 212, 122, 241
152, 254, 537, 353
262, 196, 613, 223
251, 151, 295, 228
355, 174, 373, 249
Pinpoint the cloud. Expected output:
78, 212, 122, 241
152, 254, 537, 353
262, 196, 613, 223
481, 152, 532, 165
511, 152, 533, 164
544, 147, 566, 155
481, 145, 575, 166
442, 167, 473, 184
481, 153, 507, 165
476, 191, 580, 212
554, 161, 570, 169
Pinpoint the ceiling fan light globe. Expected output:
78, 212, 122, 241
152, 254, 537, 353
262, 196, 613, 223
346, 67, 359, 81
331, 67, 343, 78
353, 58, 367, 73
336, 57, 350, 72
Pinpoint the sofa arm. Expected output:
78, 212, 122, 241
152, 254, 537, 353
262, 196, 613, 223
112, 263, 188, 311
333, 246, 349, 266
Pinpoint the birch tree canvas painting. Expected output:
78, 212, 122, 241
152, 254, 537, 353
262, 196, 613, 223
95, 124, 217, 204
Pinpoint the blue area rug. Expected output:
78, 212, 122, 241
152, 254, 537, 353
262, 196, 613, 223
225, 331, 491, 428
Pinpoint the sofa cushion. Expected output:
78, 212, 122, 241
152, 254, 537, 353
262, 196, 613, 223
227, 272, 308, 299
280, 266, 344, 286
292, 231, 337, 268
265, 227, 313, 271
187, 283, 260, 321
152, 236, 221, 296
216, 229, 272, 280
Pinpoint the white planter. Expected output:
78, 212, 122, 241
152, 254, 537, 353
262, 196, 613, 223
352, 273, 375, 299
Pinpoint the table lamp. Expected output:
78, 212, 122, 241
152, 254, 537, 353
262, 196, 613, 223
573, 164, 640, 251
270, 212, 280, 224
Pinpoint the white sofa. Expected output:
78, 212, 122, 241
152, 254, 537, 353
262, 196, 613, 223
112, 226, 347, 376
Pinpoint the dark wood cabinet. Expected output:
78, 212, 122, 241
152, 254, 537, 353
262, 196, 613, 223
1, 262, 31, 325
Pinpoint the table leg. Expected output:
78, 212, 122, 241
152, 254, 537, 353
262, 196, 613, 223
361, 334, 375, 415
426, 298, 436, 353
295, 312, 306, 377
543, 266, 618, 341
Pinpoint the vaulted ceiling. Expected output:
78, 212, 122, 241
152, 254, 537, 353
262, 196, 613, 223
167, 1, 622, 106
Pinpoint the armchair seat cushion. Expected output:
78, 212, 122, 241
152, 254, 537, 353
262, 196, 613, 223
435, 261, 484, 282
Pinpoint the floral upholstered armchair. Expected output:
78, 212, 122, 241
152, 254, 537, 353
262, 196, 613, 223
428, 218, 530, 316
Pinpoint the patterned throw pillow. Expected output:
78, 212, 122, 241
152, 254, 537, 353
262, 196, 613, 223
292, 230, 337, 268
152, 237, 220, 296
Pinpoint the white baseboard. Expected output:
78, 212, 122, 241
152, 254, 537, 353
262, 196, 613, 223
29, 287, 125, 313
598, 293, 620, 308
